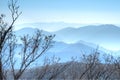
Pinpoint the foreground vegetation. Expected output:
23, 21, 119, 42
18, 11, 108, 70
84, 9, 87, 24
5, 52, 120, 80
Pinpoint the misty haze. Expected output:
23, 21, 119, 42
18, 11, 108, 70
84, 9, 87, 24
0, 0, 120, 80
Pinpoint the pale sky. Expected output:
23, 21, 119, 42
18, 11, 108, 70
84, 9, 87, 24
0, 0, 120, 25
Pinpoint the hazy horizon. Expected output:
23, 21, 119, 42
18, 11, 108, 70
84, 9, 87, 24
12, 22, 120, 35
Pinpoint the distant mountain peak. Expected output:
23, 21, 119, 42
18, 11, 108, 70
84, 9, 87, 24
53, 24, 120, 50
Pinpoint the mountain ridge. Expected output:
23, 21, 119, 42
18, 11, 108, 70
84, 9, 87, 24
14, 24, 120, 50
52, 24, 120, 50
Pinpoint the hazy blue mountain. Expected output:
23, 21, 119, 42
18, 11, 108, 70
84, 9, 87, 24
14, 27, 104, 57
14, 24, 120, 51
77, 40, 112, 53
14, 27, 38, 37
53, 24, 120, 50
14, 27, 51, 37
14, 27, 53, 44
9, 40, 102, 66
15, 22, 84, 32
42, 41, 108, 62
5, 40, 116, 69
8, 40, 103, 67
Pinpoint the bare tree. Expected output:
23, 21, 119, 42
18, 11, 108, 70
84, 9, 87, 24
34, 56, 72, 80
7, 50, 118, 80
78, 50, 100, 79
0, 0, 21, 79
114, 57, 120, 79
0, 0, 54, 80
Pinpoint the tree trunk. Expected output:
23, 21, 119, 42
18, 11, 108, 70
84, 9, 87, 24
0, 60, 3, 80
